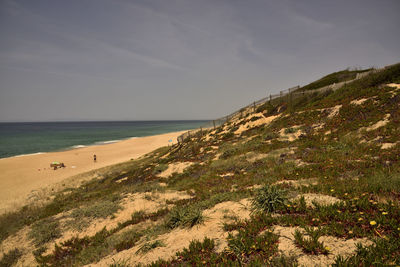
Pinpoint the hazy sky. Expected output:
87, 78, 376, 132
0, 0, 399, 122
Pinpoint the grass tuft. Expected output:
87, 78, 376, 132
251, 185, 287, 213
165, 206, 205, 229
136, 240, 165, 254
294, 226, 329, 255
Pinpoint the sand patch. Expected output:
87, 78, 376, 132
279, 127, 304, 142
246, 184, 263, 190
274, 178, 318, 189
387, 83, 400, 89
365, 114, 390, 131
219, 172, 235, 177
157, 162, 193, 178
235, 114, 280, 135
92, 199, 251, 266
245, 152, 269, 163
57, 191, 192, 243
204, 130, 217, 142
273, 226, 372, 267
312, 123, 325, 130
327, 105, 342, 119
350, 98, 368, 105
381, 142, 397, 149
289, 159, 310, 167
294, 193, 342, 208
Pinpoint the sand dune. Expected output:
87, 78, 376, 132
0, 130, 186, 214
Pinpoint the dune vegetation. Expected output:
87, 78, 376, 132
1, 63, 400, 266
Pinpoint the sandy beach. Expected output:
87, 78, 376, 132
0, 130, 186, 214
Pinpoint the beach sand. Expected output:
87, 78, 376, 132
0, 130, 186, 214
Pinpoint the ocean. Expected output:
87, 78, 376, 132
0, 120, 209, 159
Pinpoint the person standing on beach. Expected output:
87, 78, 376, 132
93, 154, 97, 163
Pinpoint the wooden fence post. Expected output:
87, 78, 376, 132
200, 127, 203, 136
253, 101, 256, 112
213, 120, 216, 129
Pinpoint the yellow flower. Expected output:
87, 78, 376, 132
287, 204, 291, 207
330, 189, 334, 192
382, 212, 388, 215
370, 221, 377, 226
325, 246, 331, 251
358, 218, 363, 221
337, 210, 342, 213
359, 212, 364, 215
348, 230, 353, 234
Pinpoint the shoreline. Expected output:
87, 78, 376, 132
0, 136, 141, 161
0, 129, 187, 214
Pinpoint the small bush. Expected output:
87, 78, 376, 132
28, 217, 61, 247
115, 232, 142, 252
68, 200, 121, 230
165, 206, 205, 229
251, 185, 287, 213
109, 258, 131, 267
136, 240, 165, 254
175, 237, 222, 265
152, 164, 168, 175
294, 227, 329, 255
0, 248, 23, 267
284, 127, 296, 134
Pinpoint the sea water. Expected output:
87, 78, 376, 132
0, 120, 208, 159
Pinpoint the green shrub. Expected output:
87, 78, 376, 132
136, 240, 165, 254
152, 164, 168, 175
68, 200, 121, 230
284, 127, 296, 134
175, 237, 222, 265
109, 258, 131, 267
165, 206, 205, 229
114, 232, 142, 252
0, 248, 23, 267
294, 227, 329, 255
28, 217, 61, 247
251, 185, 287, 213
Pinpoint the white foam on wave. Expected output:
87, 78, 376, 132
71, 145, 87, 149
97, 140, 121, 145
0, 152, 46, 160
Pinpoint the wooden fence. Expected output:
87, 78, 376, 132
177, 68, 381, 143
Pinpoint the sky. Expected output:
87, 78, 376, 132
0, 0, 399, 122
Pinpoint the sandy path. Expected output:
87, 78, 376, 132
0, 130, 186, 214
